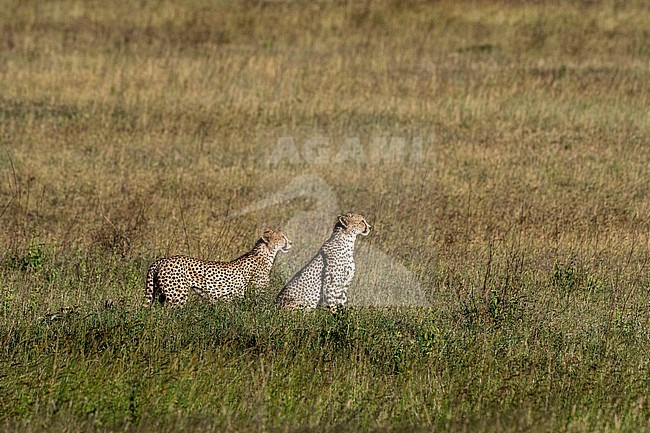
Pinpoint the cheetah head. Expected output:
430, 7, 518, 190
261, 229, 292, 254
337, 213, 372, 237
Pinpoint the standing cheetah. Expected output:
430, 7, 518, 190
146, 230, 292, 307
275, 213, 371, 313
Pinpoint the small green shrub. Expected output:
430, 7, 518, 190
8, 241, 48, 272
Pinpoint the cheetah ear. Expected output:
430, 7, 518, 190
337, 214, 348, 228
261, 230, 272, 244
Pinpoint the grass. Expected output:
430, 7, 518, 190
1, 299, 646, 432
0, 0, 649, 431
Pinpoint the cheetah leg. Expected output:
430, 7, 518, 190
321, 262, 347, 314
169, 281, 191, 307
157, 273, 190, 307
175, 290, 189, 307
251, 269, 270, 292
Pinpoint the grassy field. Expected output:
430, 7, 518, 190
1, 0, 649, 431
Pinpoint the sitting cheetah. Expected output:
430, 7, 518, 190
275, 213, 371, 313
145, 230, 291, 307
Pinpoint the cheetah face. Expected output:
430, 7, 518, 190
337, 213, 372, 237
262, 229, 293, 253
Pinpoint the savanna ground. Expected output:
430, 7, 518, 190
1, 0, 649, 431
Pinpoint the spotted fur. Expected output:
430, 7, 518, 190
145, 230, 291, 307
275, 213, 371, 313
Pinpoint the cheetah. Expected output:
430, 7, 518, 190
145, 230, 291, 307
275, 213, 371, 313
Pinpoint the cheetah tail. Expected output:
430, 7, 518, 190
145, 260, 160, 306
